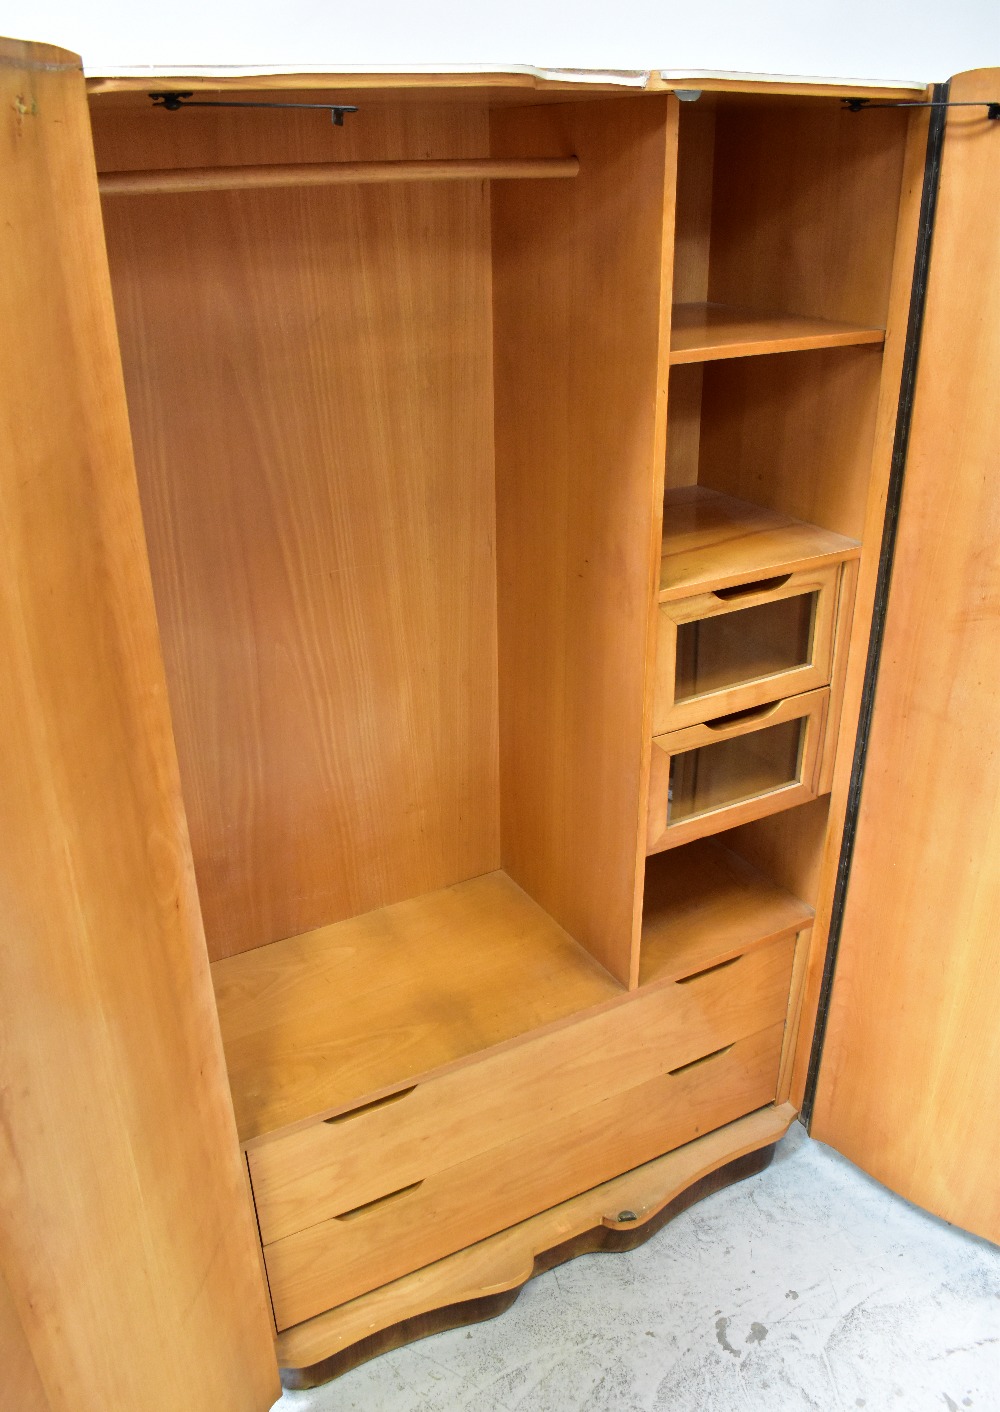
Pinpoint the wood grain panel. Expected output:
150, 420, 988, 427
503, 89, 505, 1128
0, 1266, 49, 1412
672, 101, 715, 305
93, 101, 500, 958
697, 346, 885, 541
212, 871, 623, 1142
0, 38, 276, 1412
665, 365, 705, 490
708, 102, 909, 327
265, 1023, 786, 1327
721, 797, 832, 913
274, 1102, 796, 1371
249, 934, 794, 1240
663, 102, 714, 491
491, 97, 675, 985
813, 70, 1000, 1245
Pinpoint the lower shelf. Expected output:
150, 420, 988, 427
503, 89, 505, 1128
640, 837, 815, 985
275, 1102, 797, 1385
211, 870, 623, 1142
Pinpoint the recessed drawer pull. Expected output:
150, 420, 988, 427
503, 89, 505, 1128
323, 1085, 417, 1124
675, 955, 742, 985
334, 1180, 424, 1222
668, 1044, 734, 1077
704, 700, 782, 730
712, 574, 792, 600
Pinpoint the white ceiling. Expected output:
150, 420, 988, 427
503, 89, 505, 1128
2, 0, 998, 85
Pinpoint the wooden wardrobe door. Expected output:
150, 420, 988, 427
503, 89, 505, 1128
0, 37, 278, 1410
811, 68, 1000, 1245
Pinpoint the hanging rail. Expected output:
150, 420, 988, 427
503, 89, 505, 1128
98, 157, 580, 196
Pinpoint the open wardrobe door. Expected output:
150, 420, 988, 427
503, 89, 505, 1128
809, 68, 1000, 1245
0, 37, 278, 1410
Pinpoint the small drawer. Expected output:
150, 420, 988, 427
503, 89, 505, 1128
249, 935, 796, 1327
262, 1020, 788, 1330
654, 564, 843, 734
647, 688, 829, 854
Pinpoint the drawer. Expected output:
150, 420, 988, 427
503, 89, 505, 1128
263, 1019, 787, 1329
249, 934, 794, 1244
249, 934, 796, 1323
654, 564, 842, 734
647, 688, 829, 854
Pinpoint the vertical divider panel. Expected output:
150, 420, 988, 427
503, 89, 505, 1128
491, 96, 678, 987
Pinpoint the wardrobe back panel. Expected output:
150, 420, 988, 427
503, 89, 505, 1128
698, 344, 884, 539
708, 101, 909, 327
93, 103, 500, 959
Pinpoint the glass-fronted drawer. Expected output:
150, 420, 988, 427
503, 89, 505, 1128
647, 688, 829, 854
653, 565, 843, 733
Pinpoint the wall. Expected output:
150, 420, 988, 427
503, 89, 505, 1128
1, 0, 997, 84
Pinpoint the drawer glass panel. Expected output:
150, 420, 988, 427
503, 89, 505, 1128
667, 716, 805, 824
675, 591, 817, 703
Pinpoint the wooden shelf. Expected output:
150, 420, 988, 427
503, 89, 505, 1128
669, 302, 885, 364
660, 486, 860, 601
211, 872, 624, 1143
640, 839, 813, 987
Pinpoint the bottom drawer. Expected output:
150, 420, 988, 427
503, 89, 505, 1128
264, 1021, 785, 1329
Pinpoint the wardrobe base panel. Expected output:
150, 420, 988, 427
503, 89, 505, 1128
276, 1102, 795, 1389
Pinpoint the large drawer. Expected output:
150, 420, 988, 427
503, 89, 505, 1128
250, 934, 796, 1328
249, 935, 795, 1244
263, 1022, 786, 1329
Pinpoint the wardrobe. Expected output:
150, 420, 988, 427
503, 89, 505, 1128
1, 35, 997, 1411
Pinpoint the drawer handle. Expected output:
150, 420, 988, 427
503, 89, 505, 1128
668, 1044, 733, 1077
675, 956, 742, 984
324, 1085, 417, 1125
704, 701, 782, 731
713, 574, 791, 601
335, 1180, 424, 1222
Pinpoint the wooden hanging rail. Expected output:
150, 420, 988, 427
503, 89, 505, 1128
98, 157, 580, 196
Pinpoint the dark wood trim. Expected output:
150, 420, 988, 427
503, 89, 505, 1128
279, 1142, 776, 1391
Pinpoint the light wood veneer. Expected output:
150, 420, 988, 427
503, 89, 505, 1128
212, 871, 624, 1142
274, 1103, 797, 1370
248, 933, 795, 1242
264, 1023, 786, 1328
0, 36, 278, 1412
812, 69, 1000, 1246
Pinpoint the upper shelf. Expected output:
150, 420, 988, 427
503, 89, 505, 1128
669, 302, 885, 365
211, 870, 623, 1143
660, 486, 860, 601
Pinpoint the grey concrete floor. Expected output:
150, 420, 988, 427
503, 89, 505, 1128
277, 1123, 1000, 1412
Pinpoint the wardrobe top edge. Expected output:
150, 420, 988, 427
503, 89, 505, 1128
85, 73, 934, 112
